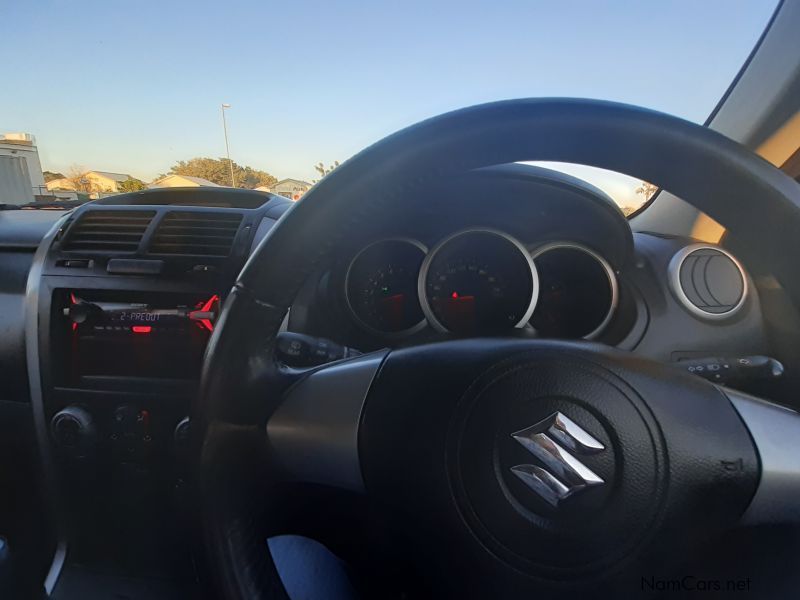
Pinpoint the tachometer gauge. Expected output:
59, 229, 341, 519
346, 238, 427, 336
420, 229, 538, 334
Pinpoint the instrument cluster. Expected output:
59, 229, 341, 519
344, 228, 618, 340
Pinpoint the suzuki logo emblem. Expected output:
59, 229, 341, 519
510, 412, 604, 507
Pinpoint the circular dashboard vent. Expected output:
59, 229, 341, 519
669, 244, 747, 320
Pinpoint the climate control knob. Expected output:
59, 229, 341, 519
50, 405, 96, 455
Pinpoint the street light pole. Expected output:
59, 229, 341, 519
221, 103, 236, 187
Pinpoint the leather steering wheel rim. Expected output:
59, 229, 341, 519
196, 98, 800, 600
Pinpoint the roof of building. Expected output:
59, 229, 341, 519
148, 174, 222, 188
90, 170, 133, 182
0, 133, 36, 146
271, 178, 313, 188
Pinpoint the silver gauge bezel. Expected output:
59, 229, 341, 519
668, 243, 748, 320
344, 237, 429, 337
529, 241, 619, 340
418, 228, 539, 334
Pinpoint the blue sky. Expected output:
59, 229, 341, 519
2, 0, 777, 207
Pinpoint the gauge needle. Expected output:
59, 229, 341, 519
380, 294, 406, 327
437, 295, 476, 334
380, 293, 405, 304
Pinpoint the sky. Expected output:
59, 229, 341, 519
2, 0, 778, 209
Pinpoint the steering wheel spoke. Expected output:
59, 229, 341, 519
722, 387, 800, 525
266, 351, 388, 492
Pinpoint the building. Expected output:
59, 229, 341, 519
47, 170, 135, 193
148, 174, 222, 188
0, 133, 47, 204
260, 178, 312, 201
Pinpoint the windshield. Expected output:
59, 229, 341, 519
1, 1, 778, 213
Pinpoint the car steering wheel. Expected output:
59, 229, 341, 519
195, 99, 800, 599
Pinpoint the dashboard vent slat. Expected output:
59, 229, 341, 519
149, 211, 243, 256
62, 210, 155, 253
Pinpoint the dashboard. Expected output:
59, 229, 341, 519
0, 166, 780, 404
1, 163, 795, 593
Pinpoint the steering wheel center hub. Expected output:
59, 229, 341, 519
447, 354, 664, 578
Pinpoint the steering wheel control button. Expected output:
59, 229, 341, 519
669, 244, 748, 320
509, 412, 605, 507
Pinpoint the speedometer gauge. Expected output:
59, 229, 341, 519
346, 238, 427, 336
420, 229, 538, 335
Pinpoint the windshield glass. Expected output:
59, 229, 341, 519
1, 1, 778, 213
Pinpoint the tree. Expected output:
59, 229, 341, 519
314, 160, 340, 181
237, 165, 279, 189
635, 181, 658, 201
43, 171, 65, 183
164, 157, 277, 189
117, 177, 146, 193
65, 166, 98, 193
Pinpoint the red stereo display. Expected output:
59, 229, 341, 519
56, 290, 220, 386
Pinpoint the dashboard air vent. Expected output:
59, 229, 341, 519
669, 244, 747, 320
62, 210, 155, 253
149, 211, 243, 256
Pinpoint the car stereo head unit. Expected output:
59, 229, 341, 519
53, 290, 220, 388
65, 292, 219, 335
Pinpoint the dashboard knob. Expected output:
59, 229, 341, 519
173, 417, 191, 466
50, 405, 96, 454
174, 416, 190, 447
112, 404, 138, 436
